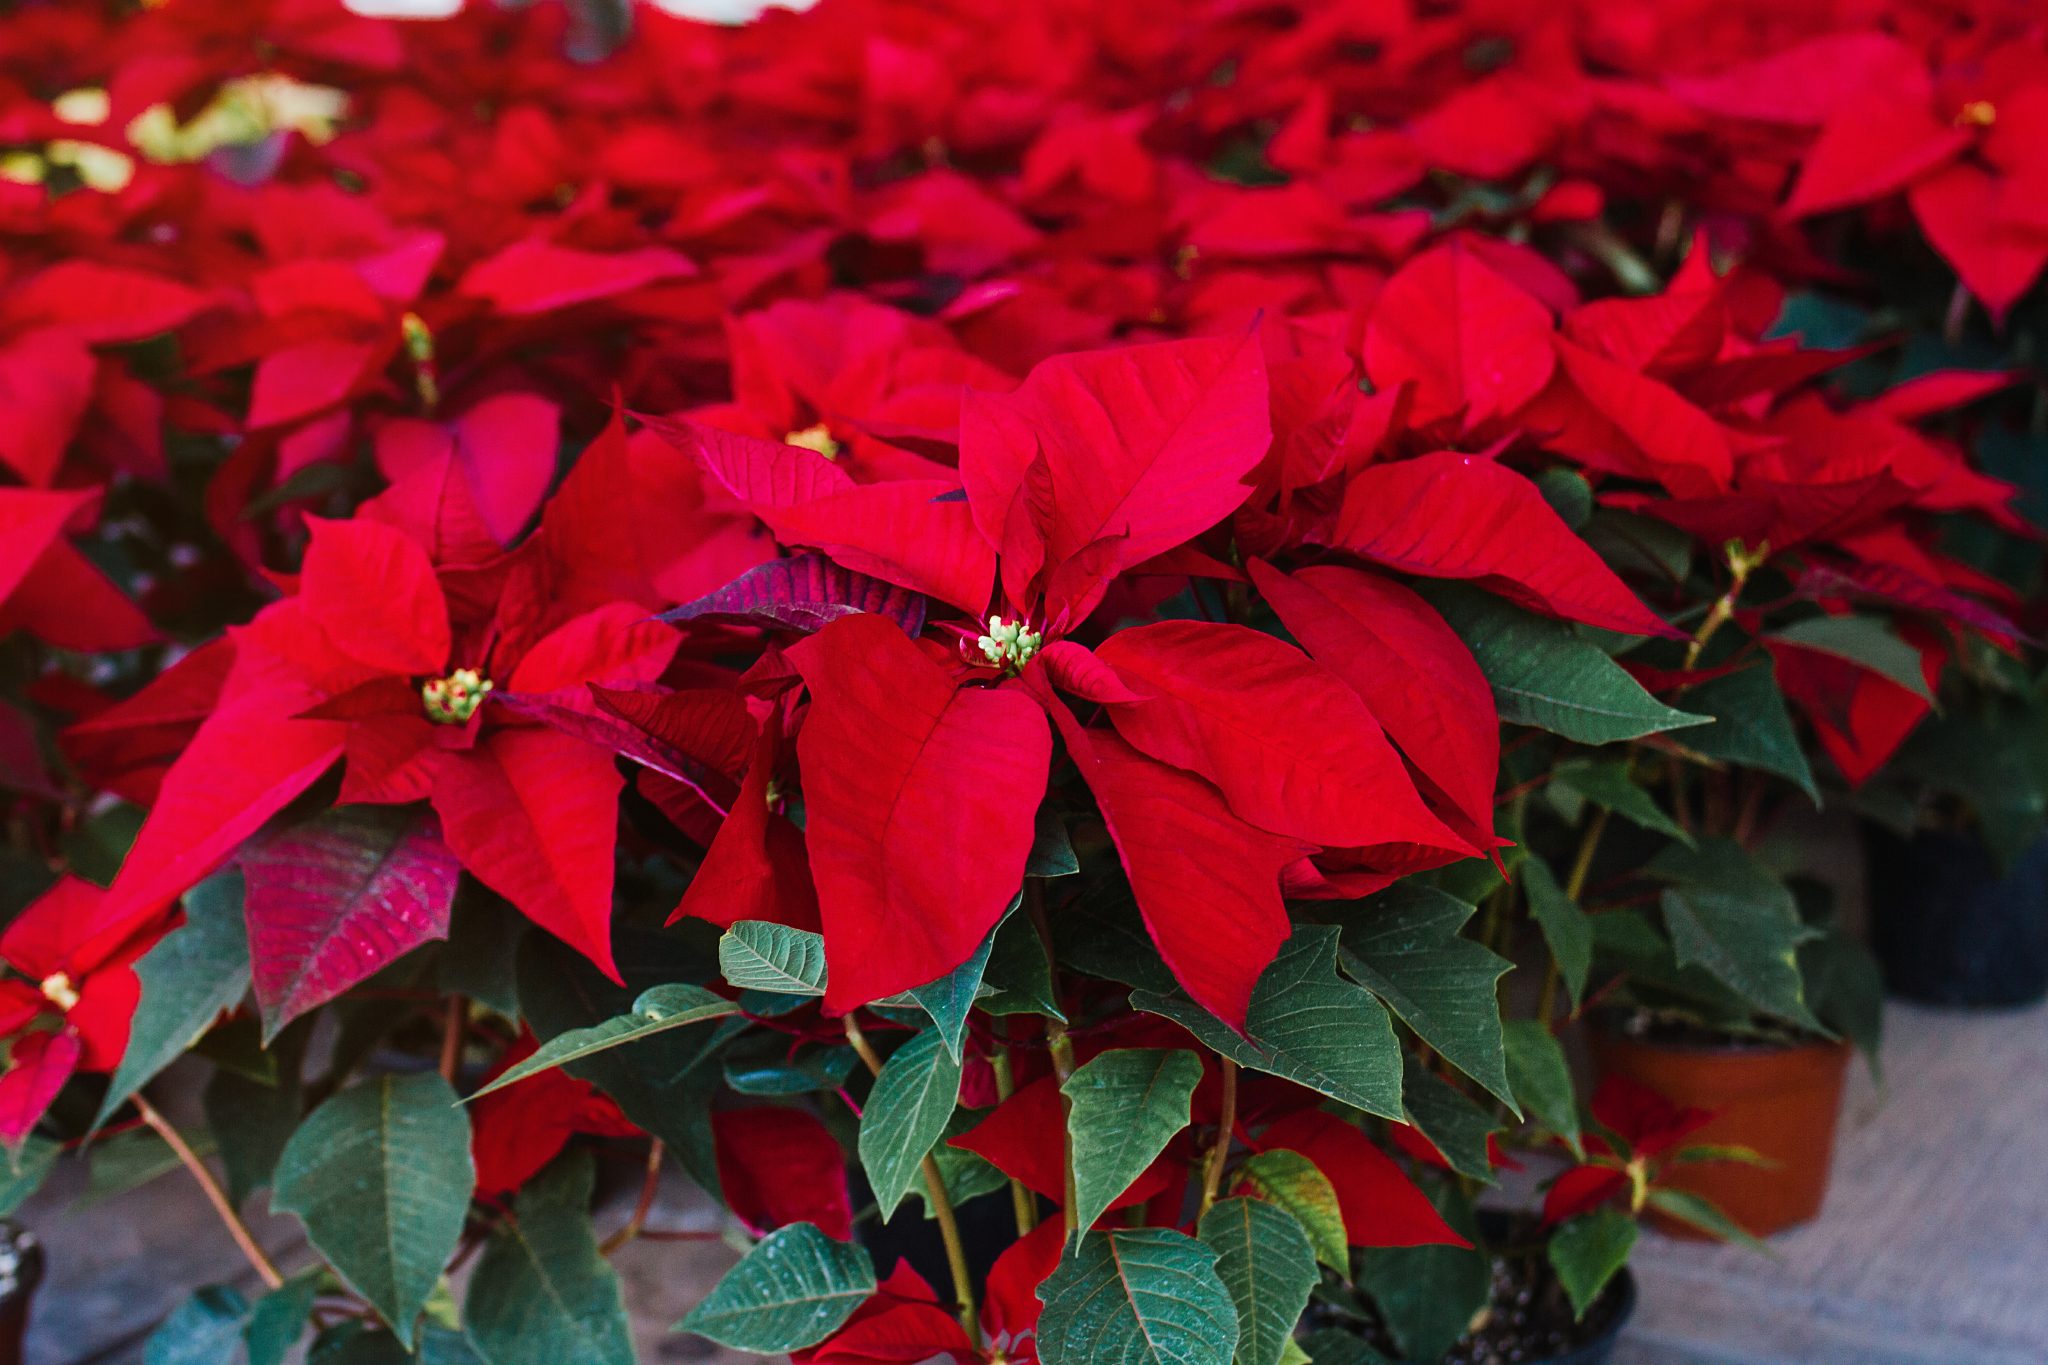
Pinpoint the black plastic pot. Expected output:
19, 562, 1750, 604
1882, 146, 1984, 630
1865, 826, 2048, 1007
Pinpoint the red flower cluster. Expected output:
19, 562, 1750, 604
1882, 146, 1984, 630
0, 0, 2036, 1350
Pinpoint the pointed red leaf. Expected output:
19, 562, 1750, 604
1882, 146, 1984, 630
299, 517, 450, 676
949, 1073, 1173, 1211
1363, 244, 1555, 433
239, 806, 461, 1039
0, 336, 94, 486
786, 614, 1050, 1011
1782, 94, 1968, 220
755, 480, 995, 619
1039, 687, 1303, 1029
459, 239, 696, 316
1093, 621, 1466, 854
433, 728, 625, 980
959, 332, 1271, 617
1248, 561, 1498, 846
1250, 1109, 1468, 1248
0, 541, 158, 651
0, 1031, 79, 1148
669, 721, 818, 932
0, 489, 94, 607
1327, 452, 1680, 637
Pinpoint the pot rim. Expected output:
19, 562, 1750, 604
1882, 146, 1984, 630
1589, 1014, 1850, 1061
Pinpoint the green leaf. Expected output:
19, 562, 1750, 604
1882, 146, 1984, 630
438, 884, 527, 1017
909, 1111, 1012, 1214
1536, 467, 1594, 529
98, 872, 252, 1126
1770, 615, 1934, 701
1064, 1048, 1203, 1234
724, 1044, 857, 1096
1355, 1185, 1487, 1361
245, 1273, 321, 1365
82, 1124, 212, 1206
146, 1286, 249, 1365
309, 1324, 414, 1364
1134, 927, 1402, 1120
1652, 841, 1823, 1031
1036, 1228, 1239, 1365
204, 1030, 305, 1206
464, 984, 737, 1101
0, 1134, 58, 1217
516, 935, 729, 1195
1644, 1188, 1772, 1255
1198, 1198, 1320, 1365
1295, 1329, 1395, 1365
980, 906, 1066, 1020
1546, 1208, 1637, 1320
1335, 886, 1515, 1111
1801, 924, 1884, 1077
1028, 804, 1081, 878
1423, 585, 1710, 744
273, 1073, 475, 1348
465, 1152, 633, 1365
1551, 759, 1694, 846
1680, 660, 1818, 800
676, 1222, 876, 1352
719, 921, 828, 994
1399, 1058, 1497, 1183
1503, 1020, 1580, 1156
906, 908, 1002, 1062
1057, 877, 1176, 994
1520, 856, 1591, 1009
1233, 1149, 1348, 1273
419, 1326, 487, 1365
859, 1027, 963, 1220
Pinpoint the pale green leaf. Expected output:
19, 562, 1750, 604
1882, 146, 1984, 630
1233, 1149, 1348, 1273
1064, 1048, 1203, 1234
465, 1152, 633, 1365
464, 984, 737, 1102
719, 921, 828, 994
859, 1028, 962, 1221
1335, 886, 1514, 1111
1134, 927, 1402, 1120
273, 1073, 475, 1348
1036, 1228, 1238, 1365
676, 1222, 875, 1352
1198, 1198, 1319, 1365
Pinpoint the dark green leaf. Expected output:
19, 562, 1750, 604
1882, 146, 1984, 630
82, 1125, 211, 1206
1521, 856, 1591, 1009
1652, 841, 1822, 1031
1546, 1208, 1636, 1320
1036, 1228, 1238, 1365
0, 1134, 57, 1217
1335, 886, 1514, 1110
273, 1073, 475, 1348
1064, 1048, 1203, 1234
245, 1273, 320, 1365
1135, 927, 1402, 1120
437, 883, 526, 1017
1551, 760, 1693, 846
1503, 1020, 1579, 1156
1059, 881, 1178, 995
465, 1152, 633, 1365
1801, 925, 1884, 1077
1028, 804, 1081, 878
516, 935, 728, 1194
205, 1065, 303, 1207
1233, 1149, 1348, 1273
465, 984, 737, 1101
859, 1028, 962, 1221
676, 1222, 875, 1352
1199, 1197, 1319, 1365
906, 908, 1003, 1062
724, 1045, 857, 1096
719, 922, 827, 994
1680, 661, 1818, 800
98, 872, 252, 1126
1423, 586, 1709, 744
1295, 1329, 1395, 1365
146, 1285, 249, 1365
1535, 468, 1593, 530
1355, 1185, 1487, 1361
980, 907, 1065, 1020
1770, 616, 1933, 701
1399, 1059, 1497, 1183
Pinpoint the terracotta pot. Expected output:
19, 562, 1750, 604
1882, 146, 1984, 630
1588, 1026, 1850, 1238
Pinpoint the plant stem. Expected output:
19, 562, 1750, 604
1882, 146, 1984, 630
990, 1038, 1037, 1236
1197, 1058, 1238, 1220
600, 1139, 665, 1255
134, 1094, 284, 1290
1022, 878, 1083, 1239
1540, 805, 1612, 1031
438, 995, 466, 1084
844, 1016, 980, 1345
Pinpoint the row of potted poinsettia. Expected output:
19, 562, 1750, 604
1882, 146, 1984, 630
0, 0, 2043, 1363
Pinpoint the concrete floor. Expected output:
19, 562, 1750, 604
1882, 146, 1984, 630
18, 999, 2048, 1363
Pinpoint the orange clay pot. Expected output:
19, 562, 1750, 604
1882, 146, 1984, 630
1588, 1026, 1850, 1239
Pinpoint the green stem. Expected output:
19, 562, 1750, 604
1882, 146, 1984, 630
1197, 1059, 1239, 1220
845, 1017, 980, 1344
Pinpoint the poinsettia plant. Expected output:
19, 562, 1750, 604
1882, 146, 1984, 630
0, 1, 2041, 1365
